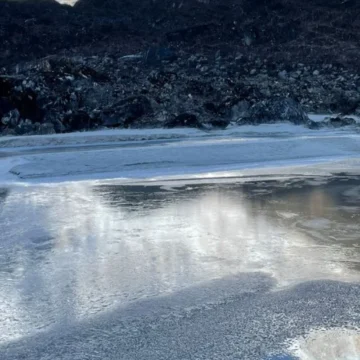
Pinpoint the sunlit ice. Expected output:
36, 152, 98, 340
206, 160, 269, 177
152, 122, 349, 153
288, 328, 360, 360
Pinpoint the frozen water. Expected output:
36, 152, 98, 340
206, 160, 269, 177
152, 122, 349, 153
1, 177, 360, 343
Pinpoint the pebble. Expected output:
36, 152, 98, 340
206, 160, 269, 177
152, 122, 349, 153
278, 70, 288, 80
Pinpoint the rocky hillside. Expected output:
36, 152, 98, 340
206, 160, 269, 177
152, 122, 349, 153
1, 0, 360, 135
2, 0, 360, 69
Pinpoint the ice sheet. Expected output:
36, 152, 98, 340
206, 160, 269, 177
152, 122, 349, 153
0, 124, 359, 184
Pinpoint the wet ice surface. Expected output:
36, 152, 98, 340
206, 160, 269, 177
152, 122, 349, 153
1, 176, 360, 359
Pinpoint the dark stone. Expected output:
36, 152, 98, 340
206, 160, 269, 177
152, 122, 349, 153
166, 23, 218, 42
330, 93, 359, 115
306, 120, 324, 130
164, 113, 203, 129
144, 47, 177, 66
14, 123, 36, 136
0, 77, 13, 97
230, 100, 250, 121
13, 122, 54, 136
326, 116, 357, 127
186, 80, 214, 96
237, 98, 309, 125
0, 128, 17, 136
102, 96, 152, 128
63, 110, 93, 132
44, 111, 66, 133
101, 115, 123, 128
1, 109, 20, 128
51, 119, 66, 133
148, 71, 177, 86
44, 58, 110, 84
11, 88, 44, 123
232, 84, 262, 101
0, 97, 15, 119
206, 118, 230, 129
203, 102, 220, 115
307, 116, 357, 129
36, 123, 56, 135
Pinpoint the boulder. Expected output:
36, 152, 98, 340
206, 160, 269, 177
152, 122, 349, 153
306, 120, 324, 130
0, 77, 13, 97
230, 100, 250, 121
63, 110, 94, 132
1, 109, 20, 128
164, 113, 203, 129
0, 97, 15, 119
14, 121, 36, 136
148, 70, 178, 87
329, 93, 360, 115
36, 123, 56, 135
11, 87, 44, 123
144, 47, 177, 66
205, 118, 230, 129
14, 121, 56, 136
307, 116, 357, 129
102, 96, 152, 128
325, 116, 357, 127
43, 111, 66, 133
203, 102, 220, 115
237, 98, 309, 125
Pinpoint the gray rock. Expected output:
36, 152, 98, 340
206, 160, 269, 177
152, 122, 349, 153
325, 116, 357, 127
51, 119, 66, 133
63, 110, 93, 132
308, 116, 357, 129
44, 111, 66, 133
144, 47, 177, 67
278, 70, 288, 80
306, 120, 324, 130
237, 98, 309, 125
205, 118, 230, 129
15, 122, 36, 135
1, 109, 20, 127
164, 113, 203, 129
36, 123, 56, 135
0, 97, 15, 119
187, 55, 198, 67
330, 92, 360, 114
231, 100, 250, 121
13, 121, 55, 136
102, 96, 153, 128
0, 128, 16, 136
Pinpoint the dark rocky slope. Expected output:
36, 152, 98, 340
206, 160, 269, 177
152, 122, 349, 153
1, 0, 360, 135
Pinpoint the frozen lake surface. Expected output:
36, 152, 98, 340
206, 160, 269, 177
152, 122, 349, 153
1, 124, 360, 359
1, 176, 360, 359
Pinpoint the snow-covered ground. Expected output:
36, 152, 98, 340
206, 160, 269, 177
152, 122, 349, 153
0, 122, 360, 184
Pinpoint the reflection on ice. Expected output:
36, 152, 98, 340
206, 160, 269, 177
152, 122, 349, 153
0, 177, 359, 342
